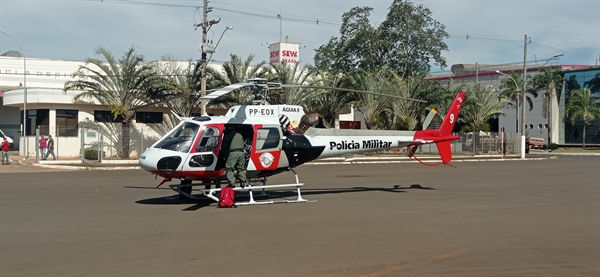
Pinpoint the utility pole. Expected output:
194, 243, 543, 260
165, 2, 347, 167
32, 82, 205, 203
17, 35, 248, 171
521, 35, 529, 159
195, 0, 219, 116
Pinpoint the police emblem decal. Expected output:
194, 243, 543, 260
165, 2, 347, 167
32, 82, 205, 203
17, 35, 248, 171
259, 152, 275, 167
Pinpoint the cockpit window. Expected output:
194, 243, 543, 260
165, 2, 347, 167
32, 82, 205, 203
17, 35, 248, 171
196, 127, 220, 152
153, 122, 199, 153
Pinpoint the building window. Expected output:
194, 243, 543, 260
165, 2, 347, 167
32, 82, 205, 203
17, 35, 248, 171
136, 112, 163, 124
56, 109, 78, 137
94, 110, 122, 123
21, 109, 49, 136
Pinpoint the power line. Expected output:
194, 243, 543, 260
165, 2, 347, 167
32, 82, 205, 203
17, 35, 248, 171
104, 0, 340, 27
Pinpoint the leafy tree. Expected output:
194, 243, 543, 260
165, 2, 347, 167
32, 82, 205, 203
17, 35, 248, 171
64, 46, 161, 158
378, 0, 449, 77
584, 72, 600, 92
206, 54, 268, 108
565, 88, 600, 149
313, 7, 378, 76
314, 0, 449, 78
566, 74, 581, 91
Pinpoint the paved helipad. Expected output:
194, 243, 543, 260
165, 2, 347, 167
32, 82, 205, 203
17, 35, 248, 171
0, 156, 598, 276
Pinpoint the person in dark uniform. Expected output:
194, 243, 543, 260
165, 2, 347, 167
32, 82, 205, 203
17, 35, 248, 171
226, 126, 247, 188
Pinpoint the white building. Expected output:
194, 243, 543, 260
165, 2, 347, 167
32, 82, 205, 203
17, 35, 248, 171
0, 53, 227, 158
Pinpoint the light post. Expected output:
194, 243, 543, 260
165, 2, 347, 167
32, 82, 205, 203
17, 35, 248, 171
496, 70, 521, 134
207, 26, 233, 64
0, 30, 27, 159
200, 26, 233, 116
542, 54, 563, 67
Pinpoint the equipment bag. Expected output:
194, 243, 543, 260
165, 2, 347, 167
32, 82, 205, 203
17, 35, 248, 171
219, 186, 236, 208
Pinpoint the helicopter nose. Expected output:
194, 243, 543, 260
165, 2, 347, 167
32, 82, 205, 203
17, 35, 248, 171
139, 149, 182, 175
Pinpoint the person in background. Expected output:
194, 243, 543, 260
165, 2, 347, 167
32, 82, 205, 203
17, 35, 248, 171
1, 137, 10, 165
39, 135, 48, 160
44, 135, 56, 160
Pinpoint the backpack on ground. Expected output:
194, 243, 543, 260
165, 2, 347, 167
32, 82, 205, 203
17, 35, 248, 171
219, 186, 236, 208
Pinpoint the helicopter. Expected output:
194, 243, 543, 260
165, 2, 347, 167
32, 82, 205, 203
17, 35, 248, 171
138, 78, 466, 205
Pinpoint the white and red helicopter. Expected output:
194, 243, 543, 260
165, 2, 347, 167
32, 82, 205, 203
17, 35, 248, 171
139, 78, 466, 205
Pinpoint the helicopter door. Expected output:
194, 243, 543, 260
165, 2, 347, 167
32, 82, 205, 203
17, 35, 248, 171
249, 124, 284, 171
180, 126, 221, 178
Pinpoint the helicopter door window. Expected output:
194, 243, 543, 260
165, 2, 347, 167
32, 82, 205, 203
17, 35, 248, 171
196, 127, 220, 152
153, 122, 200, 153
189, 154, 214, 167
256, 128, 281, 150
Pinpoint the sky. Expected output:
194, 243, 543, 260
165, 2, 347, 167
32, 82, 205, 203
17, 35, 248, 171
1, 0, 599, 74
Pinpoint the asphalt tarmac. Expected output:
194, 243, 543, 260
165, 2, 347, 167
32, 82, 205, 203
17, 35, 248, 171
0, 156, 598, 277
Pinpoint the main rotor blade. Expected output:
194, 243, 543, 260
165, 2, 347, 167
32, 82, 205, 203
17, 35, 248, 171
201, 83, 254, 99
279, 84, 427, 103
135, 89, 218, 110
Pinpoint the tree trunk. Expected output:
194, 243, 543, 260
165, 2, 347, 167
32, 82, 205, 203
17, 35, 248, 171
473, 132, 480, 155
122, 121, 131, 159
582, 120, 586, 150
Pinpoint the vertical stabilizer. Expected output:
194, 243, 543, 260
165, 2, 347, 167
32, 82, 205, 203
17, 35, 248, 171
439, 92, 466, 136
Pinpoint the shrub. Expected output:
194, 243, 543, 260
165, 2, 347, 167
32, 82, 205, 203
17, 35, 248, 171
547, 143, 559, 150
84, 148, 105, 160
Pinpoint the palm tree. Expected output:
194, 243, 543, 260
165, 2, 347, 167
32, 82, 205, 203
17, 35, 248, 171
532, 67, 564, 143
305, 70, 356, 128
64, 46, 160, 158
565, 88, 600, 149
345, 68, 400, 130
533, 67, 564, 117
390, 74, 451, 131
147, 56, 204, 130
264, 62, 318, 105
498, 71, 538, 133
459, 84, 511, 154
205, 54, 267, 108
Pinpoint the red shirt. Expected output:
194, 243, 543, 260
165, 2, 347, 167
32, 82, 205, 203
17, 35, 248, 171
1, 141, 9, 151
39, 138, 47, 148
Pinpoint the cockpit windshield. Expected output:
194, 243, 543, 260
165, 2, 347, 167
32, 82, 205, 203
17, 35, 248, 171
154, 122, 200, 153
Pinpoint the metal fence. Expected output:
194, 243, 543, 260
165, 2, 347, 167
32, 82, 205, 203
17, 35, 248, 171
368, 132, 522, 156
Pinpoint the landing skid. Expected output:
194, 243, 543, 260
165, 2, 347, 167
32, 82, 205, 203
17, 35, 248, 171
170, 168, 315, 206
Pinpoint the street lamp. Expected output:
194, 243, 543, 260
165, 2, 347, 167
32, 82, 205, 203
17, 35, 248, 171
542, 54, 563, 67
0, 30, 27, 159
496, 70, 521, 134
207, 26, 233, 63
200, 26, 233, 116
